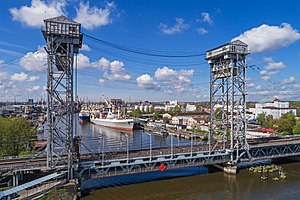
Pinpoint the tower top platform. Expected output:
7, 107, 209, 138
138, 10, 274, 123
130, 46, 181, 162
206, 40, 249, 61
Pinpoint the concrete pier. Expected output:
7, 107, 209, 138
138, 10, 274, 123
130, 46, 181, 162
224, 165, 238, 174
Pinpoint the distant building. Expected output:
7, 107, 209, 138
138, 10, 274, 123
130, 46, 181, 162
249, 98, 297, 119
28, 98, 34, 105
188, 117, 207, 128
171, 116, 190, 129
165, 100, 178, 111
185, 104, 197, 112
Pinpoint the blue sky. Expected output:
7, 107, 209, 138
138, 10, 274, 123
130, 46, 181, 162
0, 0, 300, 102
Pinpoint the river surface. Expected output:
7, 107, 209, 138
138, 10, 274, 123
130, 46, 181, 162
82, 161, 300, 200
38, 114, 193, 154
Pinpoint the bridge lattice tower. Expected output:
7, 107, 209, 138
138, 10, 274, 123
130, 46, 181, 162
42, 16, 82, 179
206, 40, 251, 163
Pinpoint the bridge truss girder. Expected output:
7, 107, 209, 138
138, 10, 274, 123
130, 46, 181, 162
77, 150, 230, 179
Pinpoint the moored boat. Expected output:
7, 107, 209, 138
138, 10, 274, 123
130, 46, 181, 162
79, 110, 90, 123
90, 112, 134, 131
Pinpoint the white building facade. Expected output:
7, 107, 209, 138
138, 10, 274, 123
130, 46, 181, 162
249, 99, 297, 119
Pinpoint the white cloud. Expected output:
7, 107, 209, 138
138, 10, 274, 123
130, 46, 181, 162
0, 60, 5, 65
31, 86, 41, 91
255, 85, 262, 90
94, 57, 110, 70
10, 72, 28, 82
136, 74, 160, 90
155, 67, 194, 85
264, 61, 286, 70
28, 76, 40, 82
19, 46, 47, 72
261, 76, 271, 81
281, 76, 296, 84
154, 67, 194, 93
10, 0, 66, 28
10, 72, 39, 82
159, 18, 190, 35
81, 44, 91, 51
259, 58, 286, 81
201, 12, 213, 25
74, 54, 131, 82
196, 28, 208, 34
246, 83, 255, 88
77, 53, 92, 69
74, 1, 115, 30
0, 72, 8, 79
233, 23, 300, 53
155, 67, 177, 82
104, 60, 131, 81
266, 71, 279, 76
98, 79, 105, 86
259, 70, 268, 75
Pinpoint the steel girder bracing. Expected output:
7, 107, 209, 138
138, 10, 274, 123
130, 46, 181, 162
42, 16, 82, 180
248, 142, 300, 161
77, 151, 230, 178
45, 36, 74, 175
206, 40, 251, 163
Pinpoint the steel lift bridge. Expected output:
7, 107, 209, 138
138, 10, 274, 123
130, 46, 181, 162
76, 41, 252, 178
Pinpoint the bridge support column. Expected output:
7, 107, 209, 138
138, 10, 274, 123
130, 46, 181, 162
224, 165, 238, 175
12, 172, 19, 187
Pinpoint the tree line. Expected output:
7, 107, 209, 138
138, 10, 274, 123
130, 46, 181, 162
257, 111, 300, 135
0, 117, 36, 157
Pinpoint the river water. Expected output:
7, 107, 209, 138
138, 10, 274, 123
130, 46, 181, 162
82, 161, 300, 200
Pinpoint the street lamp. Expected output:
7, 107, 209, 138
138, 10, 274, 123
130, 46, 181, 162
170, 132, 173, 159
98, 132, 104, 165
145, 132, 152, 161
121, 132, 129, 164
191, 132, 194, 156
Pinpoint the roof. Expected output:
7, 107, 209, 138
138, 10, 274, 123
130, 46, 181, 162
0, 171, 66, 198
206, 40, 248, 52
172, 116, 191, 120
258, 128, 277, 133
262, 106, 297, 110
191, 117, 208, 122
44, 16, 80, 25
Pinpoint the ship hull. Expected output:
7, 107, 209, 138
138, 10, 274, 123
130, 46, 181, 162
79, 113, 90, 123
90, 118, 134, 131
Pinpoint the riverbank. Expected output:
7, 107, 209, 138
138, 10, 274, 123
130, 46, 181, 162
37, 181, 78, 200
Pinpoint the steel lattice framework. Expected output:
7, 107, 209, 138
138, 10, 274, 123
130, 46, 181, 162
42, 16, 82, 179
206, 40, 251, 163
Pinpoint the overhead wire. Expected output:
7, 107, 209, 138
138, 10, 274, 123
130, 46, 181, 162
83, 33, 206, 58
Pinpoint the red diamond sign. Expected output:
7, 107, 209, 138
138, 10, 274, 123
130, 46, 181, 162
159, 163, 167, 171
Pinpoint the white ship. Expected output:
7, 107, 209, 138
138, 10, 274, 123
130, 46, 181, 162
90, 112, 134, 131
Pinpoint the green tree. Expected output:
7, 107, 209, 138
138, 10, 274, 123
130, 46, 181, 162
274, 111, 296, 134
0, 117, 35, 157
214, 108, 223, 121
257, 113, 266, 127
257, 113, 274, 128
293, 120, 300, 134
168, 105, 181, 116
130, 109, 142, 118
153, 111, 162, 120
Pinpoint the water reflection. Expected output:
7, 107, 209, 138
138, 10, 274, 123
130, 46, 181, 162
77, 121, 191, 154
